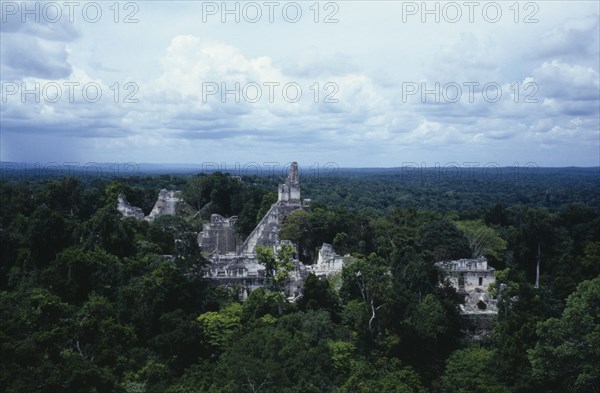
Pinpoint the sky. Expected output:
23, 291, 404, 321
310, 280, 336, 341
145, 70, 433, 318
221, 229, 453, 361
1, 0, 599, 168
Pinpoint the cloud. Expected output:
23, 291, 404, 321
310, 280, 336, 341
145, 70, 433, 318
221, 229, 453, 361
1, 36, 72, 79
1, 35, 391, 156
280, 48, 360, 78
531, 60, 600, 102
532, 15, 600, 62
1, 4, 598, 166
426, 32, 500, 83
138, 36, 389, 141
1, 9, 80, 41
1, 10, 80, 80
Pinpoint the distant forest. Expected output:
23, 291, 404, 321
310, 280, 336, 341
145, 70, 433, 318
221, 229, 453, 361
1, 166, 599, 393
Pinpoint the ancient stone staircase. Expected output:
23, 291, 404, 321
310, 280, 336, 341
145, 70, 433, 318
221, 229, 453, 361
240, 203, 298, 255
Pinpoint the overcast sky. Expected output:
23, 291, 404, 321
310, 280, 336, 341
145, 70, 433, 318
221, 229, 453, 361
1, 0, 599, 168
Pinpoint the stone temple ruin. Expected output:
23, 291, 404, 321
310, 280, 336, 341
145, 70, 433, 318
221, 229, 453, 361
117, 195, 145, 220
311, 243, 353, 279
146, 189, 181, 222
197, 214, 238, 255
117, 162, 350, 299
117, 189, 182, 222
437, 256, 497, 313
116, 164, 501, 339
198, 162, 350, 299
437, 256, 498, 340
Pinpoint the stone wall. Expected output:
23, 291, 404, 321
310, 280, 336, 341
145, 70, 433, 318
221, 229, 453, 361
437, 256, 498, 313
117, 195, 145, 219
240, 162, 302, 255
117, 189, 181, 222
437, 256, 496, 292
277, 162, 301, 206
203, 254, 308, 299
146, 189, 181, 222
198, 214, 238, 255
309, 243, 350, 278
239, 204, 298, 255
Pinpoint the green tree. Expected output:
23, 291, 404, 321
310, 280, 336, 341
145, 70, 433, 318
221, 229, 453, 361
341, 253, 393, 333
441, 347, 510, 393
340, 358, 427, 393
297, 273, 340, 318
26, 204, 69, 267
408, 294, 450, 341
216, 311, 340, 393
456, 220, 507, 261
418, 220, 470, 261
46, 177, 82, 217
241, 287, 286, 323
280, 210, 311, 261
197, 303, 242, 356
41, 246, 124, 303
255, 244, 296, 291
528, 276, 600, 393
84, 205, 139, 257
70, 293, 137, 368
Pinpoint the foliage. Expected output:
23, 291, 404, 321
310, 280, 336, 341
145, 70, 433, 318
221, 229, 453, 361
528, 276, 600, 393
255, 244, 296, 291
456, 220, 507, 261
0, 167, 598, 392
441, 347, 510, 393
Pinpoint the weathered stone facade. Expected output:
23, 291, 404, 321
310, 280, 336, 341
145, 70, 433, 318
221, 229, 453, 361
198, 214, 238, 256
117, 162, 350, 299
239, 204, 299, 255
309, 243, 351, 279
146, 189, 181, 222
437, 256, 498, 339
437, 257, 496, 293
117, 194, 145, 219
437, 256, 498, 314
277, 162, 301, 206
117, 189, 181, 222
203, 253, 309, 300
200, 162, 349, 299
240, 163, 302, 255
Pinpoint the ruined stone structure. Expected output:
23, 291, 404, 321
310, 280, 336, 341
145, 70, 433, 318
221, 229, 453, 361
117, 189, 181, 222
199, 162, 349, 299
202, 252, 309, 300
117, 163, 350, 300
437, 256, 496, 294
437, 256, 498, 339
277, 162, 301, 205
146, 189, 181, 222
117, 194, 145, 219
198, 214, 238, 255
309, 243, 351, 278
240, 162, 303, 255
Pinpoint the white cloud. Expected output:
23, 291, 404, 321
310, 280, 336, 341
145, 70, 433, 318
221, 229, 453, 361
533, 15, 600, 62
531, 60, 600, 101
1, 3, 598, 166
